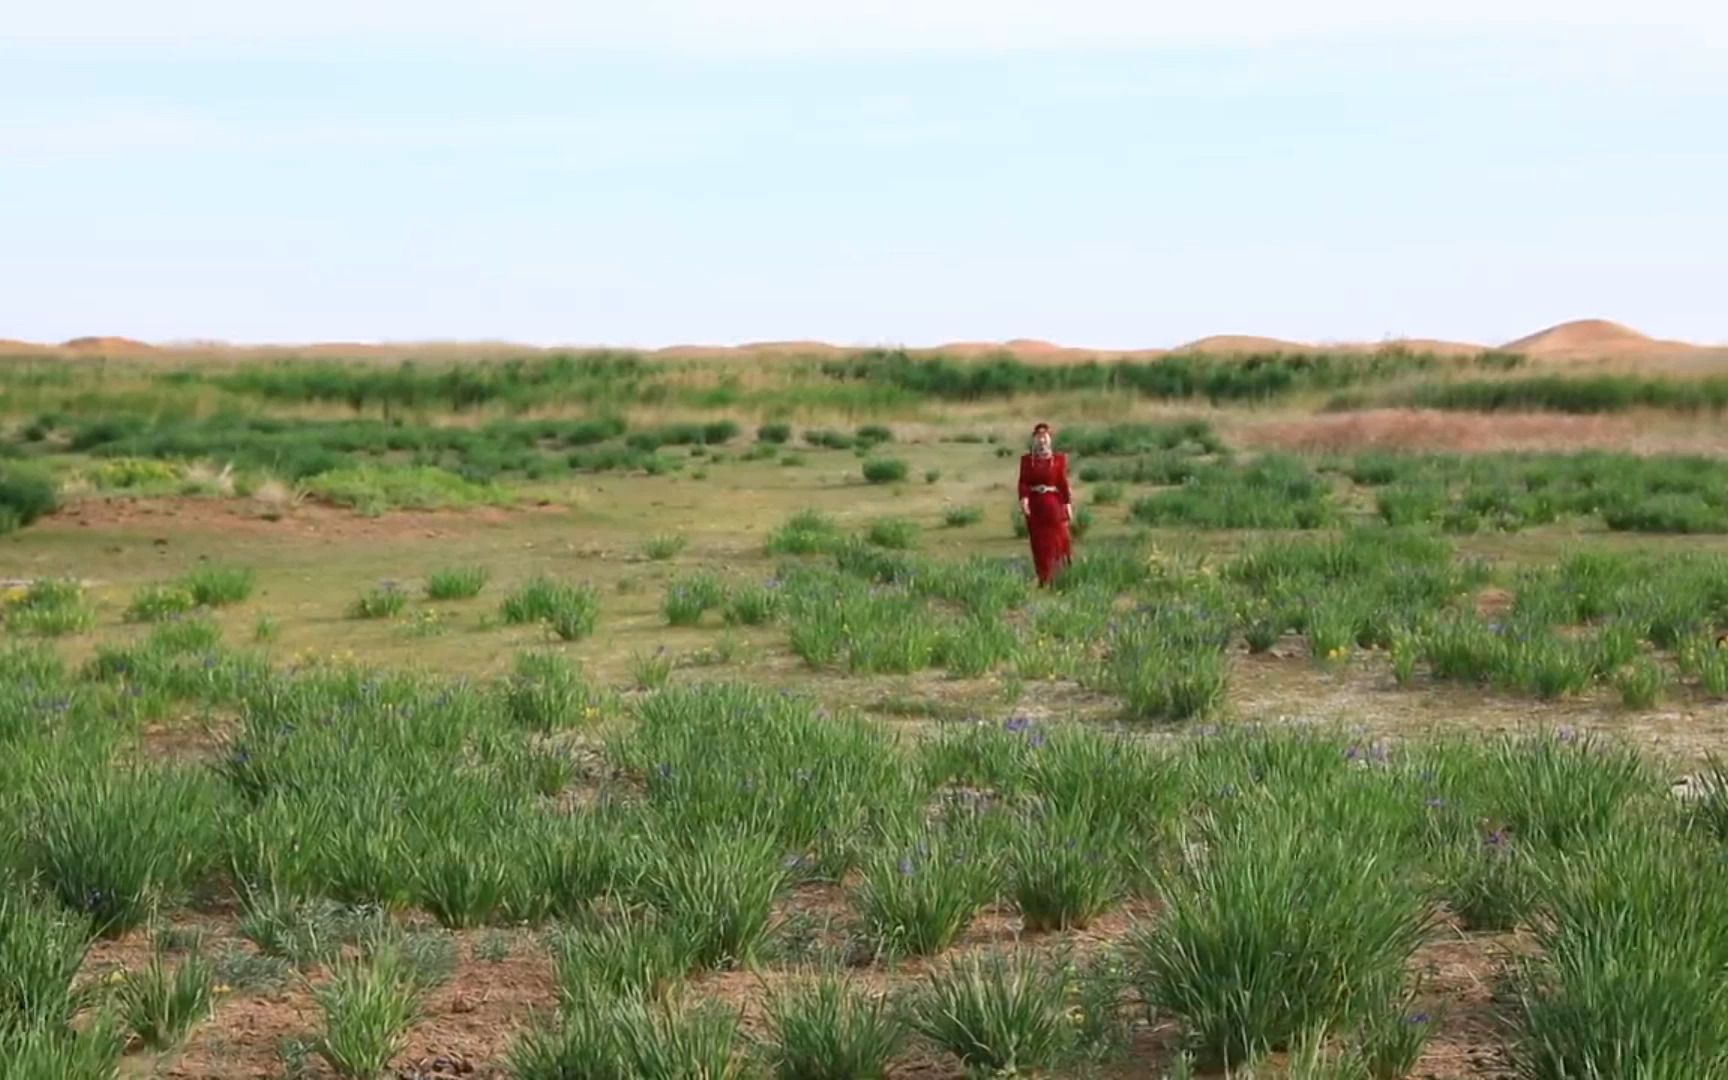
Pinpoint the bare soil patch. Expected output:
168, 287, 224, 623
1236, 408, 1728, 455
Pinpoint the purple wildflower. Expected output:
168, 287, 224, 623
897, 856, 914, 876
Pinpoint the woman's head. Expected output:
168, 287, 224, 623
1031, 423, 1053, 453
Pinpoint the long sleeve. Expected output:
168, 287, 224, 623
1057, 455, 1071, 504
1017, 455, 1031, 501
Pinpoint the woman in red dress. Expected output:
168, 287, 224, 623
1018, 423, 1073, 586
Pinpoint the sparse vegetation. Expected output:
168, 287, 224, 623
10, 343, 1728, 1078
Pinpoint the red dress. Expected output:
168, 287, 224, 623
1018, 452, 1072, 585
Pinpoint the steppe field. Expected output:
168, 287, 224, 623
7, 319, 1728, 1080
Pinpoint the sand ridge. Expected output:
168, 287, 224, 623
1, 319, 1719, 363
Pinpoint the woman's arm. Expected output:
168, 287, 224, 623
1058, 455, 1072, 518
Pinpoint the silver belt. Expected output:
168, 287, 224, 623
1029, 485, 1058, 493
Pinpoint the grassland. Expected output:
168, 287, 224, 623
5, 344, 1728, 1079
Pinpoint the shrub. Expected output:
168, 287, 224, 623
861, 458, 907, 485
942, 506, 983, 528
0, 463, 58, 533
758, 423, 792, 445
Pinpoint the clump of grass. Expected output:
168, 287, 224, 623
1613, 658, 1666, 709
632, 648, 675, 691
861, 458, 908, 485
637, 832, 790, 971
938, 615, 1020, 678
180, 565, 255, 607
473, 931, 511, 964
1130, 806, 1430, 1067
758, 423, 792, 444
1433, 830, 1536, 932
22, 766, 220, 939
1508, 827, 1728, 1078
3, 578, 94, 637
943, 506, 983, 528
424, 565, 489, 600
125, 583, 198, 624
213, 945, 294, 995
643, 534, 688, 561
347, 582, 407, 620
723, 582, 782, 627
503, 650, 593, 731
1106, 610, 1230, 722
0, 1015, 125, 1077
865, 517, 919, 550
910, 951, 1073, 1076
238, 891, 364, 969
550, 916, 690, 1004
0, 887, 93, 1034
310, 944, 426, 1079
1009, 808, 1127, 932
511, 995, 744, 1080
117, 947, 214, 1050
852, 830, 993, 957
1092, 482, 1123, 506
762, 972, 906, 1080
1349, 1000, 1438, 1080
662, 573, 726, 627
502, 576, 600, 640
252, 615, 281, 643
766, 510, 842, 556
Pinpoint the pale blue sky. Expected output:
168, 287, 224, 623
3, 3, 1724, 349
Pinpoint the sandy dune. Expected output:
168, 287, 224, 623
2, 320, 1719, 363
1502, 319, 1705, 360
